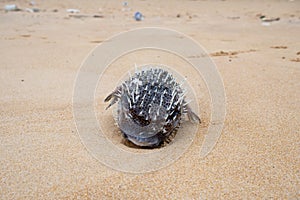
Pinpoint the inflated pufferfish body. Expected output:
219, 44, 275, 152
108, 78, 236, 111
104, 68, 200, 148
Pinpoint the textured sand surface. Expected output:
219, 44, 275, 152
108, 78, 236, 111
0, 0, 299, 199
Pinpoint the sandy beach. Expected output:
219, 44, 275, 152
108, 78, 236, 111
0, 0, 299, 199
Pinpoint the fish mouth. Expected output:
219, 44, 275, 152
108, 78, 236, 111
122, 132, 161, 147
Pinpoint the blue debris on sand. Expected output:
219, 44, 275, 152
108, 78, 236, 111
134, 12, 143, 21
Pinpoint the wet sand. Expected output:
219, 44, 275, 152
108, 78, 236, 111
0, 0, 299, 199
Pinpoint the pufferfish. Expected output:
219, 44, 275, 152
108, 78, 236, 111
104, 67, 200, 148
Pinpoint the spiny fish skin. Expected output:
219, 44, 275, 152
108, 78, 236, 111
104, 68, 200, 148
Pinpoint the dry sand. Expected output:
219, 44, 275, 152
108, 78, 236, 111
0, 0, 299, 199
